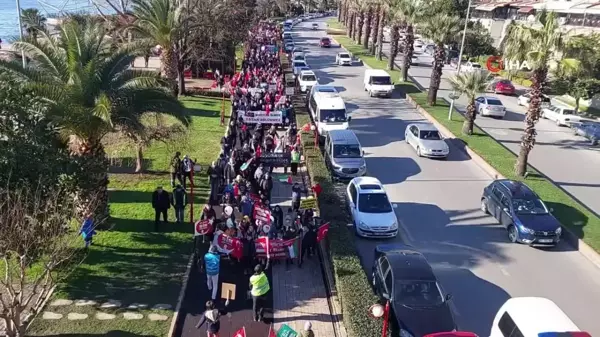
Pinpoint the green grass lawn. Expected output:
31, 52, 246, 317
28, 96, 229, 337
325, 18, 600, 252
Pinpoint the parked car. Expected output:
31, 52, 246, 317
320, 37, 332, 47
284, 43, 294, 53
292, 60, 309, 76
481, 179, 562, 245
336, 52, 352, 65
312, 23, 319, 30
346, 177, 398, 238
573, 122, 600, 145
292, 52, 306, 62
405, 123, 449, 158
298, 70, 318, 93
516, 92, 551, 109
490, 79, 515, 95
372, 244, 457, 337
541, 105, 582, 126
475, 96, 506, 118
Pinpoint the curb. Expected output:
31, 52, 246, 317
404, 94, 600, 271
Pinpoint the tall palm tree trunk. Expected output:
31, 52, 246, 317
352, 14, 359, 41
357, 12, 365, 44
74, 142, 110, 228
369, 6, 380, 54
161, 47, 178, 85
338, 2, 343, 21
515, 68, 547, 176
427, 44, 446, 105
376, 11, 385, 60
401, 25, 414, 82
363, 7, 372, 49
387, 25, 399, 70
462, 101, 477, 135
348, 12, 355, 38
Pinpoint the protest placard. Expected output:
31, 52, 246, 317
300, 196, 317, 209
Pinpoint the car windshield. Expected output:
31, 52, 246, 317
419, 130, 441, 140
320, 109, 347, 122
512, 198, 548, 215
395, 280, 444, 307
301, 75, 317, 81
333, 145, 361, 158
321, 38, 330, 43
562, 109, 575, 115
340, 53, 350, 58
487, 99, 503, 105
499, 80, 512, 85
371, 76, 391, 85
293, 62, 307, 67
358, 193, 392, 213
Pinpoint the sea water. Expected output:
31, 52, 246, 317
0, 0, 102, 41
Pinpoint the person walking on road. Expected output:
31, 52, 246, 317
249, 264, 270, 322
195, 298, 230, 337
170, 152, 182, 187
203, 245, 221, 301
152, 186, 171, 228
171, 184, 187, 223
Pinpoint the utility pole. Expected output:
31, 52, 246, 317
16, 0, 26, 68
447, 0, 472, 120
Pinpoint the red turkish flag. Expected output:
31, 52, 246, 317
268, 324, 276, 337
233, 327, 246, 337
317, 223, 330, 243
265, 104, 271, 116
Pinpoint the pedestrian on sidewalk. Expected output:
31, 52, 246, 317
152, 186, 171, 228
249, 264, 270, 322
171, 184, 187, 223
290, 146, 300, 175
170, 152, 182, 188
291, 183, 307, 212
195, 298, 231, 337
203, 245, 221, 301
301, 321, 315, 337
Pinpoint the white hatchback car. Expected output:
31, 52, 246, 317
298, 70, 318, 93
346, 177, 398, 238
336, 52, 352, 66
405, 123, 449, 158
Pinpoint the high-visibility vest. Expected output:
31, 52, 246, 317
291, 151, 300, 163
250, 272, 270, 296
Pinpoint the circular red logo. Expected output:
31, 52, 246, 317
486, 56, 504, 73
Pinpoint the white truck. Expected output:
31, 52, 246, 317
541, 105, 585, 127
363, 69, 394, 98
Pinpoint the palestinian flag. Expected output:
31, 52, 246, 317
287, 236, 301, 259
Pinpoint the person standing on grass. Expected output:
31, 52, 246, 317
195, 298, 230, 337
152, 186, 171, 227
181, 155, 195, 189
203, 245, 221, 301
170, 152, 182, 188
79, 212, 96, 248
249, 264, 270, 322
171, 184, 187, 223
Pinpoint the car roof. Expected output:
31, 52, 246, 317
498, 297, 580, 335
495, 179, 538, 199
366, 69, 389, 77
352, 176, 386, 193
313, 85, 337, 93
410, 123, 438, 132
329, 129, 359, 145
338, 51, 350, 55
300, 70, 315, 76
377, 246, 436, 281
479, 96, 500, 101
320, 36, 330, 40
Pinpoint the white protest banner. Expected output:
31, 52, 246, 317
238, 110, 283, 124
285, 87, 295, 95
268, 84, 277, 92
248, 88, 263, 95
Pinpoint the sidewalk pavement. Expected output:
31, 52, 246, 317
269, 165, 337, 336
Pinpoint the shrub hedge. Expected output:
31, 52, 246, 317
185, 88, 231, 98
296, 111, 383, 337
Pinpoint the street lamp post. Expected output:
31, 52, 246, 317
15, 0, 26, 68
447, 0, 472, 120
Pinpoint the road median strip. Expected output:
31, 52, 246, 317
325, 18, 600, 264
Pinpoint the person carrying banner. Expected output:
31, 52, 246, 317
249, 264, 270, 322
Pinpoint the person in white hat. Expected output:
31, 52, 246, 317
301, 321, 314, 337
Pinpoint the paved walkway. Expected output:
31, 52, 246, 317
270, 165, 336, 337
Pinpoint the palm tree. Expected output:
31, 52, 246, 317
375, 1, 387, 60
393, 0, 422, 82
363, 4, 373, 49
503, 10, 579, 176
21, 8, 47, 40
368, 3, 380, 54
356, 1, 370, 45
0, 19, 188, 221
420, 13, 462, 105
448, 71, 492, 135
129, 0, 184, 85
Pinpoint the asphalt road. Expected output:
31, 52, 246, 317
294, 18, 600, 336
379, 36, 600, 217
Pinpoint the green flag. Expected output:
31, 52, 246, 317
277, 324, 298, 337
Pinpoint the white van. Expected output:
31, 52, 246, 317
363, 69, 394, 97
308, 85, 350, 139
491, 297, 583, 337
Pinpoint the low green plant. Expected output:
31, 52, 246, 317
296, 112, 383, 337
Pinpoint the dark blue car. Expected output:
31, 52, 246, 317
481, 179, 562, 246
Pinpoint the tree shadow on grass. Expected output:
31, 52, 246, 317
109, 190, 152, 204
57, 239, 191, 306
545, 201, 589, 243
108, 217, 192, 234
394, 83, 421, 99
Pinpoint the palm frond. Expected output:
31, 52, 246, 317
448, 71, 492, 100
113, 87, 189, 127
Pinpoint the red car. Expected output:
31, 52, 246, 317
320, 37, 331, 48
492, 79, 516, 95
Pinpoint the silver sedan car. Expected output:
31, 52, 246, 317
404, 123, 450, 158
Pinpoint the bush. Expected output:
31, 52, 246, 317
185, 88, 231, 98
296, 112, 383, 337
